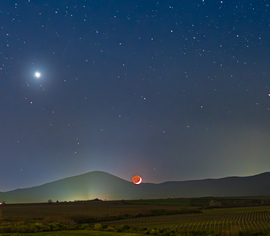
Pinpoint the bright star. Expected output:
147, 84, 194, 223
35, 72, 41, 78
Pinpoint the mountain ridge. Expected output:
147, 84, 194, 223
1, 171, 270, 203
162, 171, 270, 184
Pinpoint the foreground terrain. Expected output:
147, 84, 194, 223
0, 231, 144, 236
1, 197, 270, 235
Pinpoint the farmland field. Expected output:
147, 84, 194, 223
0, 200, 198, 222
1, 198, 270, 235
106, 206, 270, 234
128, 200, 190, 206
0, 230, 145, 236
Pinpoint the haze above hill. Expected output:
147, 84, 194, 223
0, 171, 270, 203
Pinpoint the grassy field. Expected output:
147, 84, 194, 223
1, 197, 270, 235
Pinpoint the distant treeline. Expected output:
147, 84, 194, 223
189, 197, 270, 208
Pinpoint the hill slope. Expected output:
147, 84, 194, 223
0, 171, 270, 203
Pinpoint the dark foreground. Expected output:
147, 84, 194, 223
1, 197, 270, 235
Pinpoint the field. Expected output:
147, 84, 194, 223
0, 230, 145, 236
0, 200, 197, 222
107, 206, 270, 234
128, 200, 190, 206
1, 198, 270, 235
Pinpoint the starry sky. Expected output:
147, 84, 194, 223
1, 0, 270, 192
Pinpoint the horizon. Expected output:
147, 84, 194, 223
1, 170, 269, 193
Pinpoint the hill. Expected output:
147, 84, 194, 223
0, 171, 270, 203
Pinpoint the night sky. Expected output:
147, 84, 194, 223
1, 0, 270, 192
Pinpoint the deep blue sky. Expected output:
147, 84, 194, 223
1, 0, 270, 191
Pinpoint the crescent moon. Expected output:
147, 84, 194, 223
135, 177, 142, 185
132, 175, 143, 185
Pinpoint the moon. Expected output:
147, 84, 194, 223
35, 72, 41, 78
132, 175, 142, 185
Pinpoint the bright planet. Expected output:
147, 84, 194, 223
132, 175, 142, 185
35, 72, 41, 78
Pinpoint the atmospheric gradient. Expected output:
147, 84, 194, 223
1, 0, 270, 191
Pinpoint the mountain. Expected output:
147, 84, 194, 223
0, 171, 270, 203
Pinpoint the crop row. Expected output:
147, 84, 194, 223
2, 202, 270, 234
107, 211, 270, 234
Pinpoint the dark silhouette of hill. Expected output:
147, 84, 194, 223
0, 171, 270, 203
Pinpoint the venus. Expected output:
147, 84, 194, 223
132, 175, 142, 185
35, 72, 41, 78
